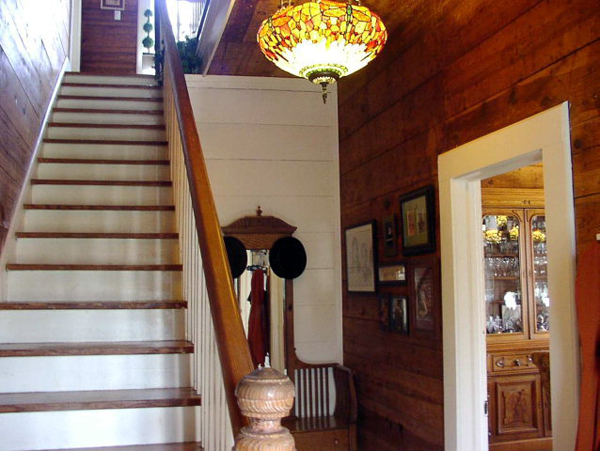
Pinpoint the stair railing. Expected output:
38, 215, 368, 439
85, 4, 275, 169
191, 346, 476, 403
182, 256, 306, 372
154, 0, 254, 446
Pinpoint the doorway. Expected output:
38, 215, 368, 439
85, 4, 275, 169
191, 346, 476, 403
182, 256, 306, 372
438, 103, 578, 450
482, 166, 552, 449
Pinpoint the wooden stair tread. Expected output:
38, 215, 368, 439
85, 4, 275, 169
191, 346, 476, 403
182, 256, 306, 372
15, 232, 178, 239
45, 442, 203, 451
6, 264, 183, 271
65, 72, 155, 78
38, 158, 169, 165
53, 107, 164, 115
0, 301, 187, 310
62, 82, 160, 90
0, 340, 194, 357
44, 139, 168, 146
0, 387, 201, 413
283, 415, 349, 432
58, 95, 162, 102
31, 179, 172, 187
47, 122, 165, 130
24, 204, 175, 211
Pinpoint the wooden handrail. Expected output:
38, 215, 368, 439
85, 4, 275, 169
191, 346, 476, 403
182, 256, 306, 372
154, 0, 254, 436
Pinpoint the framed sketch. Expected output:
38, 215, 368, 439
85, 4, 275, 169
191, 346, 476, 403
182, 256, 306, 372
408, 257, 439, 338
378, 262, 406, 285
100, 0, 125, 10
399, 186, 436, 256
345, 221, 376, 293
382, 214, 397, 257
378, 293, 391, 331
390, 295, 409, 335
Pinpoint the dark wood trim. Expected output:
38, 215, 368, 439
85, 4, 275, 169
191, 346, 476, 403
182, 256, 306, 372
47, 122, 165, 130
53, 107, 164, 115
43, 139, 168, 146
0, 340, 194, 357
15, 232, 178, 239
38, 158, 170, 165
57, 95, 163, 102
23, 204, 175, 211
30, 179, 172, 187
0, 387, 201, 413
6, 264, 183, 271
155, 0, 254, 435
62, 83, 160, 90
0, 301, 187, 310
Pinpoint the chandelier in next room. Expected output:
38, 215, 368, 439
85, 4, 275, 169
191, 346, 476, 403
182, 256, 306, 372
257, 0, 387, 103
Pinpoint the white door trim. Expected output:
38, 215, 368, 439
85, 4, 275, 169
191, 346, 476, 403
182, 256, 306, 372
438, 102, 579, 450
69, 0, 82, 71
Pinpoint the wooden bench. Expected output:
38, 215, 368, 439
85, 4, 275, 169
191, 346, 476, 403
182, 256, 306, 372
282, 363, 357, 451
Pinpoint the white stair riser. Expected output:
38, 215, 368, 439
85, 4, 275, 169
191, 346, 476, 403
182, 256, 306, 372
16, 238, 179, 265
63, 74, 157, 86
0, 406, 200, 450
61, 86, 162, 99
31, 185, 173, 205
22, 210, 175, 233
37, 163, 170, 181
46, 127, 166, 141
8, 271, 181, 302
42, 142, 168, 160
57, 98, 163, 111
0, 354, 191, 393
0, 310, 184, 342
51, 111, 164, 125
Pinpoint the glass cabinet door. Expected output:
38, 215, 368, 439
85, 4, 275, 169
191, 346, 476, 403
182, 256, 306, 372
482, 213, 524, 336
530, 213, 549, 333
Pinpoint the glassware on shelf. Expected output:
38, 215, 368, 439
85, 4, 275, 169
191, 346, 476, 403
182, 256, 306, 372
482, 214, 523, 335
531, 214, 550, 333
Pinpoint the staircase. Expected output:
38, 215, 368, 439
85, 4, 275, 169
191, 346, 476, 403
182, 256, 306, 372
0, 73, 203, 450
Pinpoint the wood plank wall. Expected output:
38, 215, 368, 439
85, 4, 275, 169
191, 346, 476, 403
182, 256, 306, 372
337, 0, 600, 449
80, 0, 138, 74
0, 0, 72, 254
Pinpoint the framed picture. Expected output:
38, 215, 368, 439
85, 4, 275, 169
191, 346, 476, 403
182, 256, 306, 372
399, 186, 436, 256
345, 221, 376, 293
378, 293, 391, 331
382, 214, 397, 257
378, 263, 406, 285
390, 295, 409, 334
408, 257, 439, 338
100, 0, 125, 10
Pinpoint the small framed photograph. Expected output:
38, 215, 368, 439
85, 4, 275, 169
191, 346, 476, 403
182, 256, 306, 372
345, 221, 376, 293
390, 295, 409, 335
378, 263, 406, 285
399, 186, 436, 256
378, 293, 391, 331
100, 0, 125, 10
409, 257, 439, 338
382, 214, 397, 257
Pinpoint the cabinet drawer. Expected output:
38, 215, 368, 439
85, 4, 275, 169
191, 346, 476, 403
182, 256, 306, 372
490, 353, 536, 373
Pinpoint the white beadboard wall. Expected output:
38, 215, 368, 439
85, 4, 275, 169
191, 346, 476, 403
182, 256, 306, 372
186, 74, 342, 364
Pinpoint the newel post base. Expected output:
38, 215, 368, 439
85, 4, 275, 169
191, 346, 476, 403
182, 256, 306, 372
233, 367, 296, 451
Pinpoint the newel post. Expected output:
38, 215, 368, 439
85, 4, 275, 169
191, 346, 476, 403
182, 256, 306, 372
233, 367, 296, 450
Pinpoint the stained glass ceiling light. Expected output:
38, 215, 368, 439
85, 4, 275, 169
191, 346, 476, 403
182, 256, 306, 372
257, 0, 387, 103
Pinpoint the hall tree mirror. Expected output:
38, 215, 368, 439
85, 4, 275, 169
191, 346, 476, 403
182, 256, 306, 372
481, 164, 552, 450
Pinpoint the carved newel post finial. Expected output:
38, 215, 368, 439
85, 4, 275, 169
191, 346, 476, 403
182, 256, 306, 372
233, 367, 296, 451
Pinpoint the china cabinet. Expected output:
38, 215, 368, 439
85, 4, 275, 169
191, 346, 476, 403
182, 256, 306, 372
482, 190, 552, 450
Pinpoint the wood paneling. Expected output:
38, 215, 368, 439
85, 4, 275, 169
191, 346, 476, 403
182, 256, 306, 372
338, 0, 600, 449
0, 0, 72, 254
80, 0, 139, 74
